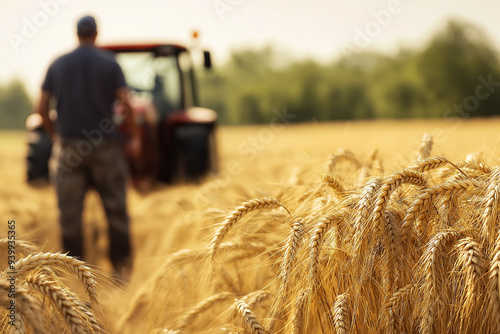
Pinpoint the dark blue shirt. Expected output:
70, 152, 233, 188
42, 45, 127, 139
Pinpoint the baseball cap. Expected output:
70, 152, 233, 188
77, 15, 97, 36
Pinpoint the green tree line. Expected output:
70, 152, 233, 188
199, 19, 500, 124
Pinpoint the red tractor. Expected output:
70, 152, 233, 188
27, 42, 218, 187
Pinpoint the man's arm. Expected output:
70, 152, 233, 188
37, 90, 54, 139
116, 87, 141, 158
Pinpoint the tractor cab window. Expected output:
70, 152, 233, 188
115, 52, 182, 120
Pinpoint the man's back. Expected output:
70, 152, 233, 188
42, 46, 126, 139
36, 15, 139, 277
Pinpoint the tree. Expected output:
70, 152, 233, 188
238, 94, 266, 123
0, 80, 33, 129
417, 20, 500, 117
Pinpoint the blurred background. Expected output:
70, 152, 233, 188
1, 0, 500, 127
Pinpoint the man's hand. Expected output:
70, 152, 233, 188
117, 87, 141, 158
125, 137, 141, 159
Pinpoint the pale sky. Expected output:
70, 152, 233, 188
1, 0, 500, 99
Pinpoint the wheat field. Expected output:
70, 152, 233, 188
3, 118, 500, 333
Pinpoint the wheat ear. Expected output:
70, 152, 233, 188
234, 299, 267, 334
0, 239, 40, 256
279, 220, 305, 295
409, 155, 449, 172
482, 168, 500, 246
268, 220, 305, 331
0, 280, 45, 333
332, 292, 349, 334
401, 179, 480, 241
241, 290, 272, 309
322, 175, 346, 198
488, 233, 500, 332
291, 288, 311, 334
5, 252, 98, 303
351, 178, 383, 248
372, 170, 427, 235
419, 230, 462, 334
325, 150, 362, 173
382, 208, 404, 293
177, 292, 234, 330
5, 313, 26, 334
417, 133, 433, 160
409, 155, 468, 176
25, 272, 98, 334
209, 197, 289, 261
370, 170, 426, 292
383, 283, 417, 333
453, 237, 485, 332
460, 151, 490, 173
309, 209, 349, 288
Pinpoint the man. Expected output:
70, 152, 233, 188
37, 15, 140, 278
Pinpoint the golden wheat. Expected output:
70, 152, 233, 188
6, 131, 500, 333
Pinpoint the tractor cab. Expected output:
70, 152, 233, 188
102, 44, 198, 120
101, 43, 218, 185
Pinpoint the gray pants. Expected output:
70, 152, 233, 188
53, 138, 131, 267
